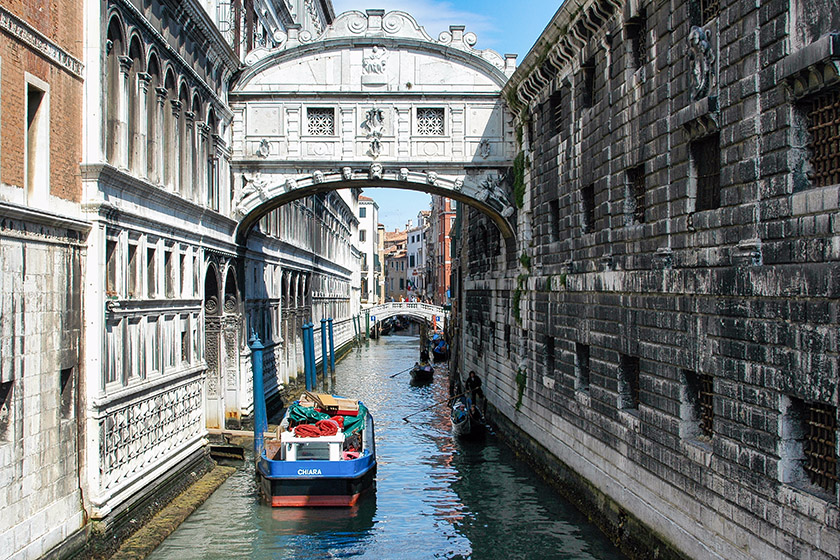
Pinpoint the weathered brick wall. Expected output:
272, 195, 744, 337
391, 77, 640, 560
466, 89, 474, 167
461, 1, 840, 559
0, 1, 83, 202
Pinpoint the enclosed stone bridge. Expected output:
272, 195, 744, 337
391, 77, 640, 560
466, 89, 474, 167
365, 301, 448, 327
228, 9, 518, 245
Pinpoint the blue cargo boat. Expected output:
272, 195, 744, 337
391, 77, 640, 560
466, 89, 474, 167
257, 394, 376, 507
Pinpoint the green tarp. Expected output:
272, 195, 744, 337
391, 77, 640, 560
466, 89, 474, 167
287, 401, 368, 436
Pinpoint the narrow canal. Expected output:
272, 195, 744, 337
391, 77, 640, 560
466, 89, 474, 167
148, 333, 628, 560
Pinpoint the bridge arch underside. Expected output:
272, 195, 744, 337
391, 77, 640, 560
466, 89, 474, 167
234, 176, 516, 247
370, 309, 438, 324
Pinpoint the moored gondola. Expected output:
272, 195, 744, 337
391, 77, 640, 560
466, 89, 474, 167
409, 362, 434, 385
450, 395, 485, 439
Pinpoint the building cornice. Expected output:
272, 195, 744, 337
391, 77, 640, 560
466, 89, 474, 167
0, 200, 91, 234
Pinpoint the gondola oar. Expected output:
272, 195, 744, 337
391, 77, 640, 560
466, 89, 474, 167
388, 365, 415, 378
402, 392, 466, 422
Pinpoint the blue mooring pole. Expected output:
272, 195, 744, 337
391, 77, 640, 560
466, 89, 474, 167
327, 318, 335, 374
320, 318, 328, 378
301, 323, 313, 391
306, 322, 317, 389
249, 332, 267, 457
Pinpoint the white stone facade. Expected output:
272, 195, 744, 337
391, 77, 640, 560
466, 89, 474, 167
357, 197, 380, 304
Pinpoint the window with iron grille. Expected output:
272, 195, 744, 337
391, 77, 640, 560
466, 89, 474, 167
576, 343, 590, 390
691, 0, 720, 26
691, 133, 721, 211
619, 354, 640, 409
804, 401, 838, 494
684, 370, 714, 440
549, 91, 563, 136
307, 108, 335, 136
803, 88, 840, 189
626, 11, 647, 69
417, 108, 444, 135
581, 184, 595, 233
627, 165, 646, 223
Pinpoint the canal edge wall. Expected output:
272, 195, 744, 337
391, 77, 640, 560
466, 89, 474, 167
486, 402, 690, 560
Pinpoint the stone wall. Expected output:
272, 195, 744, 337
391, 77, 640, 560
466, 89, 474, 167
0, 208, 87, 560
460, 0, 840, 559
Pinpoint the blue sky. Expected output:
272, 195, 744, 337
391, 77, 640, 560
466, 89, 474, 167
331, 0, 562, 229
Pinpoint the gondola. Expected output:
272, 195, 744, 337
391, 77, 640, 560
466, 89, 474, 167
409, 362, 434, 385
431, 338, 449, 361
450, 395, 484, 439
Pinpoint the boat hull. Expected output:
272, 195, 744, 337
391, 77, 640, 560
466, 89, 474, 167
257, 451, 376, 507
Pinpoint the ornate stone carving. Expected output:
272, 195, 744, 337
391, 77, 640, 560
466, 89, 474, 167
478, 139, 491, 159
256, 139, 270, 158
398, 168, 410, 181
426, 171, 438, 186
480, 175, 514, 217
369, 163, 383, 180
99, 380, 203, 491
362, 46, 389, 86
362, 108, 385, 158
342, 167, 353, 180
363, 46, 388, 74
313, 170, 325, 183
286, 177, 298, 190
688, 26, 715, 100
454, 178, 464, 191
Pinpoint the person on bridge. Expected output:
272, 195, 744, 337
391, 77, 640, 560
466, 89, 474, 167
465, 370, 484, 412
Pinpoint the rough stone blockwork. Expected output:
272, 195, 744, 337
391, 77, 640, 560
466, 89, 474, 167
458, 1, 840, 559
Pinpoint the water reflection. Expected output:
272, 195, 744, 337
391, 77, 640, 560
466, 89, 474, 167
148, 334, 626, 560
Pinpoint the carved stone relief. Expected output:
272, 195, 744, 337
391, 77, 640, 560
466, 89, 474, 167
688, 26, 715, 100
362, 46, 389, 86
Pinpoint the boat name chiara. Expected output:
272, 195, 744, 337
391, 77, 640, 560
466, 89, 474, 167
297, 468, 323, 476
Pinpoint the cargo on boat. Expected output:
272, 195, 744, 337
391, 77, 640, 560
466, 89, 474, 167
257, 392, 376, 507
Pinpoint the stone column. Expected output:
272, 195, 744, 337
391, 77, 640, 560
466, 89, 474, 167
197, 123, 210, 207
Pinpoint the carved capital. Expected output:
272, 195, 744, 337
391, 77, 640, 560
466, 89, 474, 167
118, 55, 133, 74
170, 99, 183, 117
136, 72, 152, 93
155, 86, 168, 103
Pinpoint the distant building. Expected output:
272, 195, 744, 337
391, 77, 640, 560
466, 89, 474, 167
357, 196, 380, 304
383, 226, 408, 301
406, 211, 430, 300
429, 196, 456, 304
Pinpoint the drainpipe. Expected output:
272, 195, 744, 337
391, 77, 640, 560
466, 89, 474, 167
249, 331, 267, 457
327, 318, 336, 374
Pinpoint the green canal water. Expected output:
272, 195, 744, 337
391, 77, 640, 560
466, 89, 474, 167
147, 333, 628, 560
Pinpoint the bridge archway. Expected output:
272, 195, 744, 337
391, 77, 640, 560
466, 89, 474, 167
229, 9, 519, 248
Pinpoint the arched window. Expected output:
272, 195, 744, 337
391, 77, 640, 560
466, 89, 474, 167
178, 84, 190, 197
146, 54, 161, 183
127, 36, 144, 174
105, 17, 124, 164
191, 94, 201, 203
206, 109, 219, 211
162, 70, 177, 190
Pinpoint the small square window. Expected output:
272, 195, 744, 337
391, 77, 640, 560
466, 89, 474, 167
575, 343, 590, 391
626, 11, 647, 70
549, 199, 560, 241
691, 0, 720, 27
417, 108, 445, 135
307, 108, 335, 136
60, 367, 74, 419
801, 88, 840, 189
682, 370, 714, 441
359, 207, 367, 218
581, 61, 595, 109
0, 381, 13, 441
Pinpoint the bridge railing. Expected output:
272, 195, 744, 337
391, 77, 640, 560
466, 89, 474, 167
365, 302, 448, 317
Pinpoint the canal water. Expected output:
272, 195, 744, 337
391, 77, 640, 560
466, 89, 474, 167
148, 333, 627, 560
